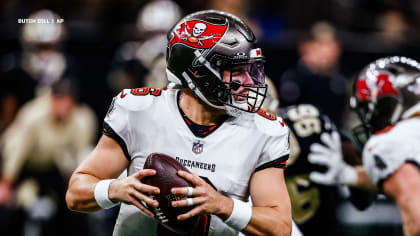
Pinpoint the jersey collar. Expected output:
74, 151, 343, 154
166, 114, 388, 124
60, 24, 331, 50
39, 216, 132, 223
177, 92, 228, 138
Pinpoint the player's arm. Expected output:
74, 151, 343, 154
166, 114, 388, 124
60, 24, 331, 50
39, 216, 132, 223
171, 167, 291, 236
245, 167, 292, 236
353, 166, 377, 190
66, 135, 159, 215
383, 163, 420, 236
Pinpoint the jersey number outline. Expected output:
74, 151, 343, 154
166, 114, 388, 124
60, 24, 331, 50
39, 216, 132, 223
286, 174, 320, 224
131, 87, 162, 96
257, 109, 276, 120
287, 105, 321, 138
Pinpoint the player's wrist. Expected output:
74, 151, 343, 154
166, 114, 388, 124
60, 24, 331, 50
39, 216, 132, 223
94, 179, 120, 209
224, 198, 252, 231
337, 164, 357, 185
216, 195, 234, 221
107, 179, 121, 203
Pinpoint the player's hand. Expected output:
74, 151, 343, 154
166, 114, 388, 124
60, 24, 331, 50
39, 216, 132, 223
308, 131, 357, 185
170, 171, 233, 221
108, 169, 160, 216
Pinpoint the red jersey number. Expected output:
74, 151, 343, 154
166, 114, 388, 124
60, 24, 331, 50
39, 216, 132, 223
130, 87, 162, 96
257, 109, 276, 120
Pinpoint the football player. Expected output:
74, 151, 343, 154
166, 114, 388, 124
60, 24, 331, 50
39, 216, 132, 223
280, 104, 339, 236
66, 10, 292, 236
308, 56, 420, 236
280, 104, 374, 235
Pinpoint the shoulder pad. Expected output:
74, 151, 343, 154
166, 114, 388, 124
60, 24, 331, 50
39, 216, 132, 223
367, 120, 413, 150
362, 130, 415, 185
254, 109, 289, 137
114, 87, 163, 111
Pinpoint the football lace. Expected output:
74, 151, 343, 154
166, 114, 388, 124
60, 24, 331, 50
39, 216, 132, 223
152, 206, 169, 223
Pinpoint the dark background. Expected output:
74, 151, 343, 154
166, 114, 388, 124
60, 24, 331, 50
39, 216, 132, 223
0, 0, 417, 235
2, 0, 420, 125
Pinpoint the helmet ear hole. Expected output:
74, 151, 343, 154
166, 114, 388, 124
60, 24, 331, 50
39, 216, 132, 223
214, 87, 226, 99
212, 83, 229, 103
216, 91, 225, 99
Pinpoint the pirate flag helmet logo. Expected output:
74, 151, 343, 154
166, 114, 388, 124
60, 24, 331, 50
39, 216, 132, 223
169, 20, 228, 49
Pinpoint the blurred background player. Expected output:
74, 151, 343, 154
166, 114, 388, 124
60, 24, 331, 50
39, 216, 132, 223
0, 78, 97, 236
280, 103, 375, 236
308, 56, 420, 236
280, 104, 342, 236
262, 77, 372, 236
107, 0, 182, 94
277, 22, 348, 128
0, 9, 79, 133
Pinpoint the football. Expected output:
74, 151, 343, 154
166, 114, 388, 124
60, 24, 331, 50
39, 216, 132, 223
142, 153, 200, 235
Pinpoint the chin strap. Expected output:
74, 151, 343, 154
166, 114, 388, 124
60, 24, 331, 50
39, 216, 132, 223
181, 71, 225, 110
166, 69, 183, 85
390, 103, 403, 123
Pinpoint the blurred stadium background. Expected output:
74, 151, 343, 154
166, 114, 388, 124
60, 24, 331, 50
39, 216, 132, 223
1, 0, 419, 235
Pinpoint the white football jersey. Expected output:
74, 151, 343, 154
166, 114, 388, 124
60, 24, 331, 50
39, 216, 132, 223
103, 87, 290, 236
362, 117, 420, 186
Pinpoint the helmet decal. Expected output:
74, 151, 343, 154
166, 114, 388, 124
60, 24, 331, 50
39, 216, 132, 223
169, 20, 228, 50
376, 74, 399, 97
351, 56, 420, 144
356, 79, 369, 101
357, 74, 399, 101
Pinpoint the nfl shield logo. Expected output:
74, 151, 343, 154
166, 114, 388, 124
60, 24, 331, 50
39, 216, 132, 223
192, 141, 203, 154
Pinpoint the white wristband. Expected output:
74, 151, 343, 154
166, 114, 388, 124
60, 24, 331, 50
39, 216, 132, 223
224, 198, 252, 231
94, 179, 120, 209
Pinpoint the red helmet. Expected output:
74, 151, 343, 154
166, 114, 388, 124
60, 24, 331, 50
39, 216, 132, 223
351, 56, 420, 141
166, 10, 266, 114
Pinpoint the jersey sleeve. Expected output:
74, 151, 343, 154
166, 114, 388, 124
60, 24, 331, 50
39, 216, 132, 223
362, 135, 415, 188
255, 115, 290, 172
103, 90, 132, 160
103, 88, 161, 160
